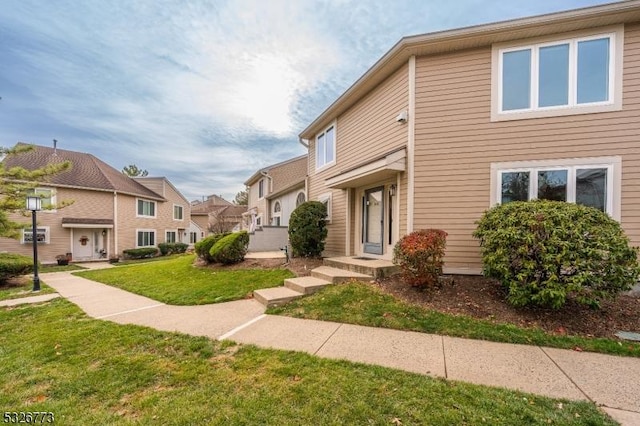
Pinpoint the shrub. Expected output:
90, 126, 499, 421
473, 200, 640, 309
392, 229, 448, 288
288, 201, 328, 258
195, 233, 229, 263
0, 253, 34, 283
209, 231, 249, 265
122, 247, 158, 259
158, 242, 188, 256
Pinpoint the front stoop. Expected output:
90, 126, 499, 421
311, 266, 372, 284
323, 257, 399, 279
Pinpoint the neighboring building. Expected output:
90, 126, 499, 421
299, 1, 640, 274
191, 194, 246, 235
243, 155, 307, 230
0, 143, 191, 262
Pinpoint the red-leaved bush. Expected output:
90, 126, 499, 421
392, 229, 447, 288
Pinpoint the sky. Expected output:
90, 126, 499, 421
0, 0, 614, 201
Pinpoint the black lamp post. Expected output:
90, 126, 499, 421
26, 196, 42, 292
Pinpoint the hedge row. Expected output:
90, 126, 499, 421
0, 253, 34, 283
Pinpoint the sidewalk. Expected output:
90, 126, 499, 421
10, 270, 640, 425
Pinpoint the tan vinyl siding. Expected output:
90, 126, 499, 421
413, 23, 640, 272
309, 64, 409, 256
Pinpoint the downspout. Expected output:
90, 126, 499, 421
407, 55, 416, 233
113, 191, 118, 256
298, 137, 309, 148
260, 171, 273, 224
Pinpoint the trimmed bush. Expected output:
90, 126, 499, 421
194, 233, 229, 263
288, 201, 327, 258
122, 247, 158, 259
158, 242, 188, 256
393, 229, 448, 288
0, 253, 34, 283
473, 200, 640, 309
209, 231, 249, 265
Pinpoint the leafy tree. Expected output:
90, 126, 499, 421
234, 189, 248, 206
122, 164, 149, 177
288, 201, 327, 257
0, 144, 71, 239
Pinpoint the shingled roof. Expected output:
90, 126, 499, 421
3, 143, 164, 200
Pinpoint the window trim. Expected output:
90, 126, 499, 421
490, 156, 621, 221
491, 25, 624, 122
22, 226, 50, 244
28, 188, 56, 213
173, 204, 184, 221
258, 179, 265, 199
136, 229, 156, 248
315, 121, 337, 172
295, 190, 306, 207
318, 192, 332, 223
136, 198, 157, 218
165, 229, 178, 243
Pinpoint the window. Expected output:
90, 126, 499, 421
492, 157, 620, 219
318, 193, 332, 222
296, 191, 306, 207
137, 230, 156, 247
256, 215, 262, 227
273, 201, 281, 213
166, 230, 177, 243
27, 188, 55, 210
22, 227, 49, 244
258, 179, 265, 199
316, 123, 336, 170
137, 199, 156, 217
173, 205, 184, 220
493, 26, 623, 120
272, 201, 282, 226
190, 232, 198, 244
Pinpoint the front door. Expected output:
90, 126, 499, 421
363, 186, 384, 255
73, 231, 94, 260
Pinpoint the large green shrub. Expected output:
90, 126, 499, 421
194, 233, 229, 263
209, 231, 249, 265
393, 229, 447, 288
158, 242, 188, 256
122, 247, 158, 259
473, 200, 640, 309
288, 201, 327, 257
0, 253, 34, 283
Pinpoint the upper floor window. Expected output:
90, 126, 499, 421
27, 188, 55, 211
173, 204, 184, 221
137, 199, 156, 218
258, 179, 265, 199
492, 26, 623, 121
316, 123, 335, 170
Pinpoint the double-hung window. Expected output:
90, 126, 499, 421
27, 188, 55, 210
258, 179, 265, 199
492, 157, 620, 219
137, 199, 156, 218
166, 230, 177, 243
493, 26, 622, 120
137, 230, 156, 247
173, 205, 184, 221
316, 123, 335, 170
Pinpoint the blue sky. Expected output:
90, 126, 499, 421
0, 0, 612, 201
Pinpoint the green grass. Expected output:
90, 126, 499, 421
0, 279, 56, 302
41, 264, 86, 273
269, 282, 640, 358
74, 255, 294, 305
0, 299, 616, 425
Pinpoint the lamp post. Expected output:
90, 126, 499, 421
26, 196, 42, 292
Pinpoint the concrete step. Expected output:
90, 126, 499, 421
323, 257, 399, 279
254, 287, 303, 308
311, 266, 372, 284
285, 276, 332, 295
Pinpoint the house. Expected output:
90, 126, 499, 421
243, 155, 307, 251
191, 194, 246, 234
299, 1, 640, 274
0, 143, 191, 262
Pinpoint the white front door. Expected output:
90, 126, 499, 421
73, 231, 94, 260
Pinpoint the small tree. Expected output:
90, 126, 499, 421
234, 189, 248, 206
473, 200, 640, 309
393, 229, 447, 288
209, 231, 249, 264
122, 164, 149, 177
288, 201, 327, 257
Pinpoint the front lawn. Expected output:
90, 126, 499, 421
75, 255, 294, 305
269, 282, 640, 358
0, 278, 56, 302
0, 299, 616, 425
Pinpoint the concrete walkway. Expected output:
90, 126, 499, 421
6, 268, 640, 425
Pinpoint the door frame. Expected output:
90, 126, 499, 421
363, 186, 385, 255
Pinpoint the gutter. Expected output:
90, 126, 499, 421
298, 137, 309, 148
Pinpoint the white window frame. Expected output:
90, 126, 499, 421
28, 188, 56, 213
315, 122, 336, 171
173, 204, 184, 221
165, 230, 178, 243
318, 192, 332, 223
295, 191, 306, 207
22, 226, 50, 244
189, 232, 198, 244
258, 179, 265, 199
490, 156, 621, 221
136, 198, 157, 218
136, 229, 156, 247
491, 25, 623, 122
256, 215, 263, 227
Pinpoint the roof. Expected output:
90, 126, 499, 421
299, 0, 640, 139
191, 204, 247, 217
244, 154, 307, 186
190, 194, 237, 215
3, 143, 165, 200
